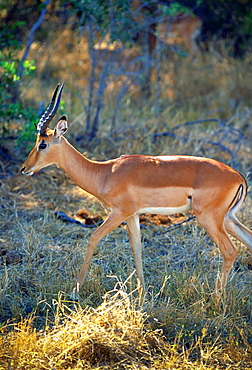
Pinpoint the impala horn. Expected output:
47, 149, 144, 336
36, 82, 65, 137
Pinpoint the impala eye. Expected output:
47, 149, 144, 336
38, 141, 47, 150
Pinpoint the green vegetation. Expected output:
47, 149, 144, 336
0, 31, 37, 146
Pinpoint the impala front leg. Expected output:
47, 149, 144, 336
126, 214, 145, 302
71, 210, 127, 301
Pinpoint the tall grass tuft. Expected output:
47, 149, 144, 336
1, 288, 251, 369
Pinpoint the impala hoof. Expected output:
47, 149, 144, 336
70, 282, 80, 302
70, 289, 79, 302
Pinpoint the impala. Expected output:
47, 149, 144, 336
132, 1, 202, 55
158, 13, 202, 55
21, 83, 252, 299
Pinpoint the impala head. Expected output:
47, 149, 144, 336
21, 82, 68, 176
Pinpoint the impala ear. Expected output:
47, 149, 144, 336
55, 115, 68, 137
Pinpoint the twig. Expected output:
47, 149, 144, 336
86, 23, 97, 139
90, 51, 109, 140
156, 215, 196, 235
54, 211, 103, 228
152, 116, 247, 168
13, 0, 51, 103
0, 146, 17, 161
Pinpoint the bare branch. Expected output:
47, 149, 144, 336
13, 0, 51, 103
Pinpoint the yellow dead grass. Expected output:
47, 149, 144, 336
1, 289, 251, 370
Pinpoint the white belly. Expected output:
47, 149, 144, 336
137, 201, 191, 216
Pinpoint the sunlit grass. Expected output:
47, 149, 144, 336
1, 288, 251, 370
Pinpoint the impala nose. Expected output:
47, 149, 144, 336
21, 166, 34, 176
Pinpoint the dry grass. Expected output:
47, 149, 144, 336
1, 289, 251, 370
0, 26, 252, 369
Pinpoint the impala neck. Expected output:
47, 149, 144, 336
57, 137, 105, 198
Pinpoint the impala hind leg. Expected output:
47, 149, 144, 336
195, 213, 239, 296
126, 214, 145, 300
224, 209, 252, 250
72, 211, 126, 300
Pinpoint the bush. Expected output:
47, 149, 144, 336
0, 21, 37, 135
